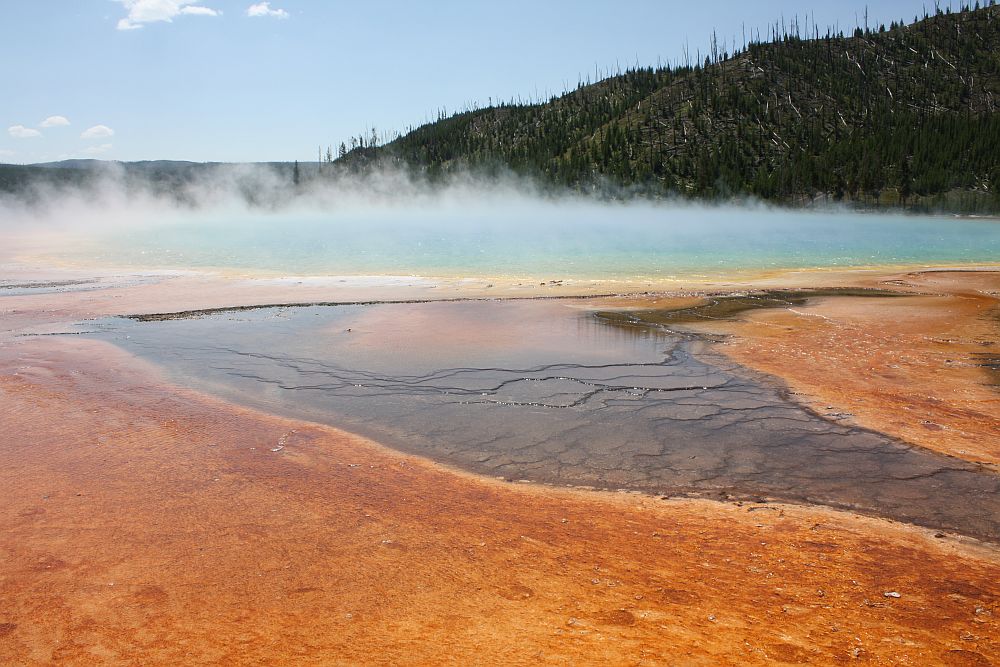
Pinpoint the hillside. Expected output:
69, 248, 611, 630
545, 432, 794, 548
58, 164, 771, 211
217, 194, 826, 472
0, 160, 306, 206
341, 4, 1000, 212
0, 161, 220, 198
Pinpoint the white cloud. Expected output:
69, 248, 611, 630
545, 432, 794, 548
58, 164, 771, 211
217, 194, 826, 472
0, 149, 15, 158
83, 143, 114, 156
247, 2, 288, 19
81, 125, 115, 139
8, 125, 42, 139
115, 0, 221, 30
181, 5, 219, 15
40, 115, 71, 128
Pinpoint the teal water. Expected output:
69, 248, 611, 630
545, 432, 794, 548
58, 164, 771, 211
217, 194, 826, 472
63, 202, 1000, 278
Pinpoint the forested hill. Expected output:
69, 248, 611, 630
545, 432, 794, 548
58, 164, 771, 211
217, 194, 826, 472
340, 4, 1000, 212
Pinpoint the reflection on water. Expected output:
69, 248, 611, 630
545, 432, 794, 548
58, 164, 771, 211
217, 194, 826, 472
92, 299, 1000, 541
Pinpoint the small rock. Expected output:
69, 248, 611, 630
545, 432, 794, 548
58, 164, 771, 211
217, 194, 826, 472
883, 591, 901, 598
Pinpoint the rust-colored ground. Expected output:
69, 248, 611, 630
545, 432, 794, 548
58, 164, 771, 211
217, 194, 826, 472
1, 337, 999, 665
678, 271, 1000, 465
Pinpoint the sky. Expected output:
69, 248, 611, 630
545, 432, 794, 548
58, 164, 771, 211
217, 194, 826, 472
1, 0, 946, 164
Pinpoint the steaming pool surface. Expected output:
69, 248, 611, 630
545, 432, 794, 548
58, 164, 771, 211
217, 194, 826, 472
47, 204, 1000, 278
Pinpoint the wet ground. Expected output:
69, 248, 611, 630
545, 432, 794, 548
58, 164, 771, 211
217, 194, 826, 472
0, 276, 158, 297
89, 297, 1000, 542
595, 288, 905, 326
5, 336, 997, 665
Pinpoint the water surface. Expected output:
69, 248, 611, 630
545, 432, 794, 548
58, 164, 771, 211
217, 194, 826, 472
90, 298, 1000, 541
55, 204, 1000, 279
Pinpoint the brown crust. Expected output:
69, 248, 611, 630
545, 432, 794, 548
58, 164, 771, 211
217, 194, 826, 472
693, 271, 1000, 464
1, 337, 997, 664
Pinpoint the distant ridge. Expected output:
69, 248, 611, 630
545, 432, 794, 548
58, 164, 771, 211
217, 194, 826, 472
31, 159, 211, 170
31, 159, 113, 170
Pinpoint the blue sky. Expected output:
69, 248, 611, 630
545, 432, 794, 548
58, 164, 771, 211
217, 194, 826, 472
2, 0, 940, 163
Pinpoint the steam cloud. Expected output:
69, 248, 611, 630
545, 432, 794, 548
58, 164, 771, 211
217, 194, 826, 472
0, 163, 776, 276
2, 162, 972, 281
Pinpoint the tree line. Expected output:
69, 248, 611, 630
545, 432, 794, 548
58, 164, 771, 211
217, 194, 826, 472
332, 2, 1000, 212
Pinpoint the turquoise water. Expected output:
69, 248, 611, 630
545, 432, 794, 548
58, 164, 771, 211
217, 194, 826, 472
67, 202, 1000, 278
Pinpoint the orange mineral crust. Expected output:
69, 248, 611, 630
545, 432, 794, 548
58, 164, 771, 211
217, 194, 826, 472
1, 337, 998, 665
689, 271, 1000, 465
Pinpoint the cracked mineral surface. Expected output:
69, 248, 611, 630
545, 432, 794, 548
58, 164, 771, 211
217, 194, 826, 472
91, 298, 1000, 542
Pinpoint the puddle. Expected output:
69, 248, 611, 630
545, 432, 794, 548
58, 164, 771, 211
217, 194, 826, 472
90, 298, 1000, 542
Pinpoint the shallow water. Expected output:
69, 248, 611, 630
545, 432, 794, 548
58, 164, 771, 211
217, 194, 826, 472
54, 204, 1000, 279
91, 299, 1000, 541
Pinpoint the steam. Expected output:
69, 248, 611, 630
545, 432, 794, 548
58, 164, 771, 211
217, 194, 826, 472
1, 163, 992, 280
1, 163, 558, 232
0, 160, 761, 238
